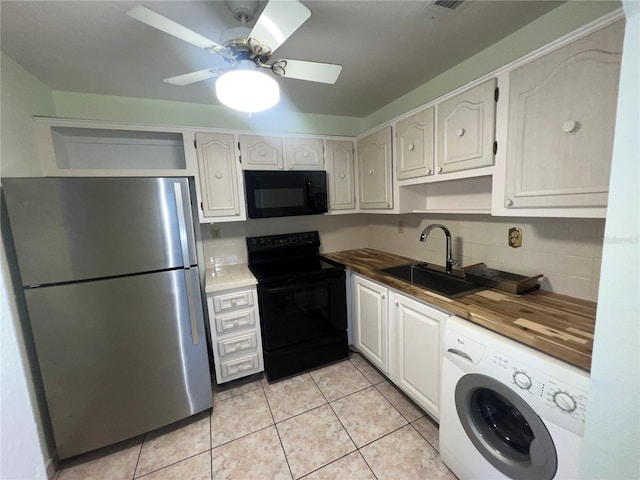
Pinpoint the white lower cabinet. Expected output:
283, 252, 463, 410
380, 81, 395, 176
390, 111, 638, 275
352, 274, 389, 374
389, 291, 448, 420
207, 285, 264, 384
351, 274, 448, 421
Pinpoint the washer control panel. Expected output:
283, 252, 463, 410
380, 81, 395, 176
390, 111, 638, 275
488, 352, 589, 436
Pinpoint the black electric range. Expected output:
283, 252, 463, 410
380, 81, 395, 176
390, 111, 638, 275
246, 231, 348, 381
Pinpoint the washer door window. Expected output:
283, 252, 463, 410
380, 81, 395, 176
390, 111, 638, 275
455, 374, 557, 480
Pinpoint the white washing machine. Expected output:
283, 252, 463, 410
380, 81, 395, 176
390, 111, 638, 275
439, 316, 590, 480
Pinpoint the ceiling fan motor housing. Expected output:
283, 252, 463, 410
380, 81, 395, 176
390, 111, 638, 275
224, 0, 260, 23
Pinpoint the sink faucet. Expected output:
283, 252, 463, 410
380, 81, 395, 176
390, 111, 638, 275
419, 223, 459, 274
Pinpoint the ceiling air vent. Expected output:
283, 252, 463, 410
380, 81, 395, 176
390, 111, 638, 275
417, 0, 466, 21
433, 0, 464, 10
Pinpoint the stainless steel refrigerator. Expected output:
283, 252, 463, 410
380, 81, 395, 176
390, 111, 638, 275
3, 177, 212, 460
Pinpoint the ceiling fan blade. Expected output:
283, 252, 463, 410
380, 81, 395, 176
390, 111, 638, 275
278, 59, 342, 84
249, 0, 311, 54
164, 69, 219, 86
127, 6, 224, 50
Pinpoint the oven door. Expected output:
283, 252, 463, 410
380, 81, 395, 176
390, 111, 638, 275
257, 270, 347, 351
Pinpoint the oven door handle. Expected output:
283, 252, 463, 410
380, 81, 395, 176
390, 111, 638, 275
261, 274, 343, 293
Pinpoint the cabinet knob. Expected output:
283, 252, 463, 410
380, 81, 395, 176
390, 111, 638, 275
303, 152, 309, 158
394, 300, 399, 306
438, 167, 443, 173
381, 293, 386, 299
215, 171, 223, 179
408, 143, 415, 152
259, 149, 266, 156
562, 120, 580, 134
231, 299, 238, 306
368, 169, 375, 176
505, 199, 513, 207
427, 169, 432, 175
456, 128, 466, 137
339, 172, 346, 179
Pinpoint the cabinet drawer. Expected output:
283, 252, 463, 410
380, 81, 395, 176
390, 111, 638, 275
217, 332, 258, 357
214, 309, 256, 335
220, 354, 261, 380
212, 289, 254, 313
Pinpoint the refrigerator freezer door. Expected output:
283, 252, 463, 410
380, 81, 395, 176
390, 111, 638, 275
3, 177, 197, 286
24, 268, 212, 459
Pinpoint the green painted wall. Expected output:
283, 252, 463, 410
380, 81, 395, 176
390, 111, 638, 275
363, 0, 622, 131
0, 53, 55, 177
52, 91, 364, 137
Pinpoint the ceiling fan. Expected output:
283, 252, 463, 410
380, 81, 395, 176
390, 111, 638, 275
127, 0, 342, 112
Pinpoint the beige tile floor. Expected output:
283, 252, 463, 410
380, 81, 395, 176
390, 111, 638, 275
54, 352, 456, 480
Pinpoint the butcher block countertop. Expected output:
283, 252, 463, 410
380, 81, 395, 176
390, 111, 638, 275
322, 248, 597, 372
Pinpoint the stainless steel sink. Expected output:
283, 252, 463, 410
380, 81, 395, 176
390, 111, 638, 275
379, 263, 487, 299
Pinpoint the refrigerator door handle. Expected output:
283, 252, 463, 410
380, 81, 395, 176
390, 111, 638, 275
185, 269, 201, 345
173, 182, 192, 267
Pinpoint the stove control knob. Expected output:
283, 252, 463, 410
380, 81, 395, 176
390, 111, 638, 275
513, 371, 532, 390
553, 391, 577, 413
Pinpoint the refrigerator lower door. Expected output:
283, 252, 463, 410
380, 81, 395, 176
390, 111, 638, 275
24, 268, 212, 459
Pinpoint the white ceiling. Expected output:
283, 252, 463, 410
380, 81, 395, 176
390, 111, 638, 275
1, 0, 565, 117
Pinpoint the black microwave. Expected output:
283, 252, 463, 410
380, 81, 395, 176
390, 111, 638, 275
244, 170, 328, 219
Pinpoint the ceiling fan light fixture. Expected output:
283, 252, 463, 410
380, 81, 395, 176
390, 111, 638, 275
215, 68, 280, 113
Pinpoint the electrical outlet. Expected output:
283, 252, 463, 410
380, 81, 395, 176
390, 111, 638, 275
398, 220, 404, 234
508, 227, 522, 248
211, 225, 221, 239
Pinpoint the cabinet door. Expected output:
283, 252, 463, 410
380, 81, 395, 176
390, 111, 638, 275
437, 78, 496, 174
239, 135, 283, 170
504, 21, 623, 209
352, 275, 388, 373
392, 292, 447, 420
396, 107, 435, 180
357, 126, 393, 209
284, 137, 324, 170
326, 140, 356, 211
195, 132, 242, 218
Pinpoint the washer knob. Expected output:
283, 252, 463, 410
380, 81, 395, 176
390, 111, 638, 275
513, 371, 532, 390
554, 391, 577, 413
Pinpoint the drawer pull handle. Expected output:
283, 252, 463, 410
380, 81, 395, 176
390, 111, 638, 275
231, 299, 238, 307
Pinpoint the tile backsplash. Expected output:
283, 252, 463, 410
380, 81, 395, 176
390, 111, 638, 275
365, 214, 605, 302
201, 213, 604, 302
200, 214, 368, 268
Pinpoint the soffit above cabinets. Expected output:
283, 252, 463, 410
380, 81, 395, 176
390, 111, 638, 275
1, 0, 565, 117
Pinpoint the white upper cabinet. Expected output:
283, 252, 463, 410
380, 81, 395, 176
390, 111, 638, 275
503, 21, 624, 210
357, 126, 393, 210
239, 135, 283, 170
283, 137, 324, 170
239, 135, 324, 170
436, 78, 497, 174
395, 107, 435, 180
326, 139, 356, 211
195, 132, 245, 221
